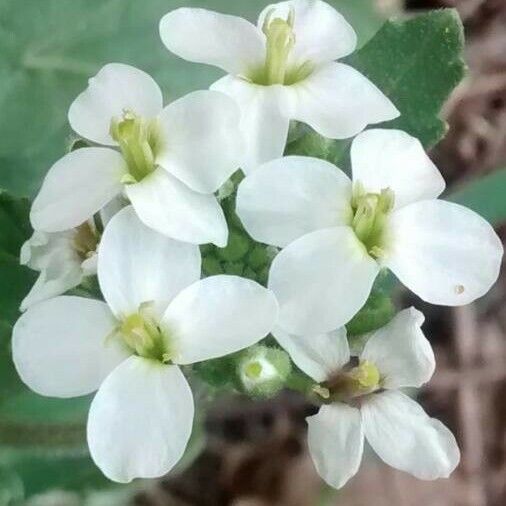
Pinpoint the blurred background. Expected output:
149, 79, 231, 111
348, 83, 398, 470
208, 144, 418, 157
0, 0, 505, 505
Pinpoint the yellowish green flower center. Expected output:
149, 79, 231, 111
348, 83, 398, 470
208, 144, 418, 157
119, 302, 172, 363
349, 360, 381, 390
318, 359, 382, 403
110, 111, 161, 183
351, 182, 395, 259
251, 9, 313, 86
73, 221, 100, 260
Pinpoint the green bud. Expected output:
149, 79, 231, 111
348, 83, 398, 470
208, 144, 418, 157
202, 256, 223, 276
237, 345, 292, 397
346, 290, 395, 338
223, 261, 244, 276
216, 229, 251, 262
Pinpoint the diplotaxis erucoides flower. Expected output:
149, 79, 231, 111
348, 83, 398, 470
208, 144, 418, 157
236, 128, 504, 335
13, 206, 278, 482
273, 308, 460, 488
159, 0, 399, 173
30, 63, 243, 247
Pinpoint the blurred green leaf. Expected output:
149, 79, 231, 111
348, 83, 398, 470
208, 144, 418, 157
0, 191, 32, 258
346, 9, 466, 148
0, 451, 109, 498
0, 254, 36, 326
449, 168, 506, 226
0, 191, 35, 326
0, 465, 24, 505
0, 0, 384, 198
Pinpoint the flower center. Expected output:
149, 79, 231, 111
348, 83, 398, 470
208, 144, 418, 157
119, 302, 172, 363
73, 221, 100, 261
349, 360, 381, 390
110, 111, 161, 183
350, 182, 395, 259
251, 9, 313, 86
317, 359, 382, 403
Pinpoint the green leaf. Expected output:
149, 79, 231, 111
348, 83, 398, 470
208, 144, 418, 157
0, 191, 32, 258
345, 9, 466, 148
0, 254, 36, 326
0, 0, 384, 198
0, 191, 35, 325
449, 168, 506, 226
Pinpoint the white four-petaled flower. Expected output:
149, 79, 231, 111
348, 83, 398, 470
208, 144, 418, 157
160, 0, 399, 173
13, 206, 278, 482
273, 308, 460, 488
30, 63, 243, 247
237, 128, 504, 335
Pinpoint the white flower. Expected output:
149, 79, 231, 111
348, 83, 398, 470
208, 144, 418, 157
273, 308, 460, 488
159, 0, 399, 173
13, 206, 278, 483
20, 221, 99, 311
30, 63, 243, 247
236, 128, 503, 335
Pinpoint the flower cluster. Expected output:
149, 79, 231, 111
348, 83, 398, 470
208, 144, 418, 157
13, 0, 503, 490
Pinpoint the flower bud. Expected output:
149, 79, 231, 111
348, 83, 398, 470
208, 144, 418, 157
237, 345, 291, 397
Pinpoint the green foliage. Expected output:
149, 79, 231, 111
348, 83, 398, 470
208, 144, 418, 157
449, 168, 506, 226
0, 193, 36, 326
347, 9, 465, 148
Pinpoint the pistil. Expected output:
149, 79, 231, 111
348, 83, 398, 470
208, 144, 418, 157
351, 182, 394, 259
120, 302, 172, 363
262, 9, 295, 85
110, 111, 160, 183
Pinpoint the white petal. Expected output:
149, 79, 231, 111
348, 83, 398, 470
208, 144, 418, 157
126, 168, 228, 247
20, 231, 85, 310
307, 403, 364, 490
87, 357, 194, 483
30, 148, 126, 232
160, 8, 265, 75
68, 63, 163, 146
156, 90, 241, 193
211, 76, 290, 173
269, 227, 380, 335
236, 156, 352, 247
12, 296, 128, 398
386, 200, 504, 306
289, 62, 399, 139
162, 275, 278, 365
361, 307, 435, 389
98, 206, 201, 319
272, 326, 349, 382
362, 391, 460, 480
258, 0, 357, 65
351, 129, 446, 209
20, 266, 83, 311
